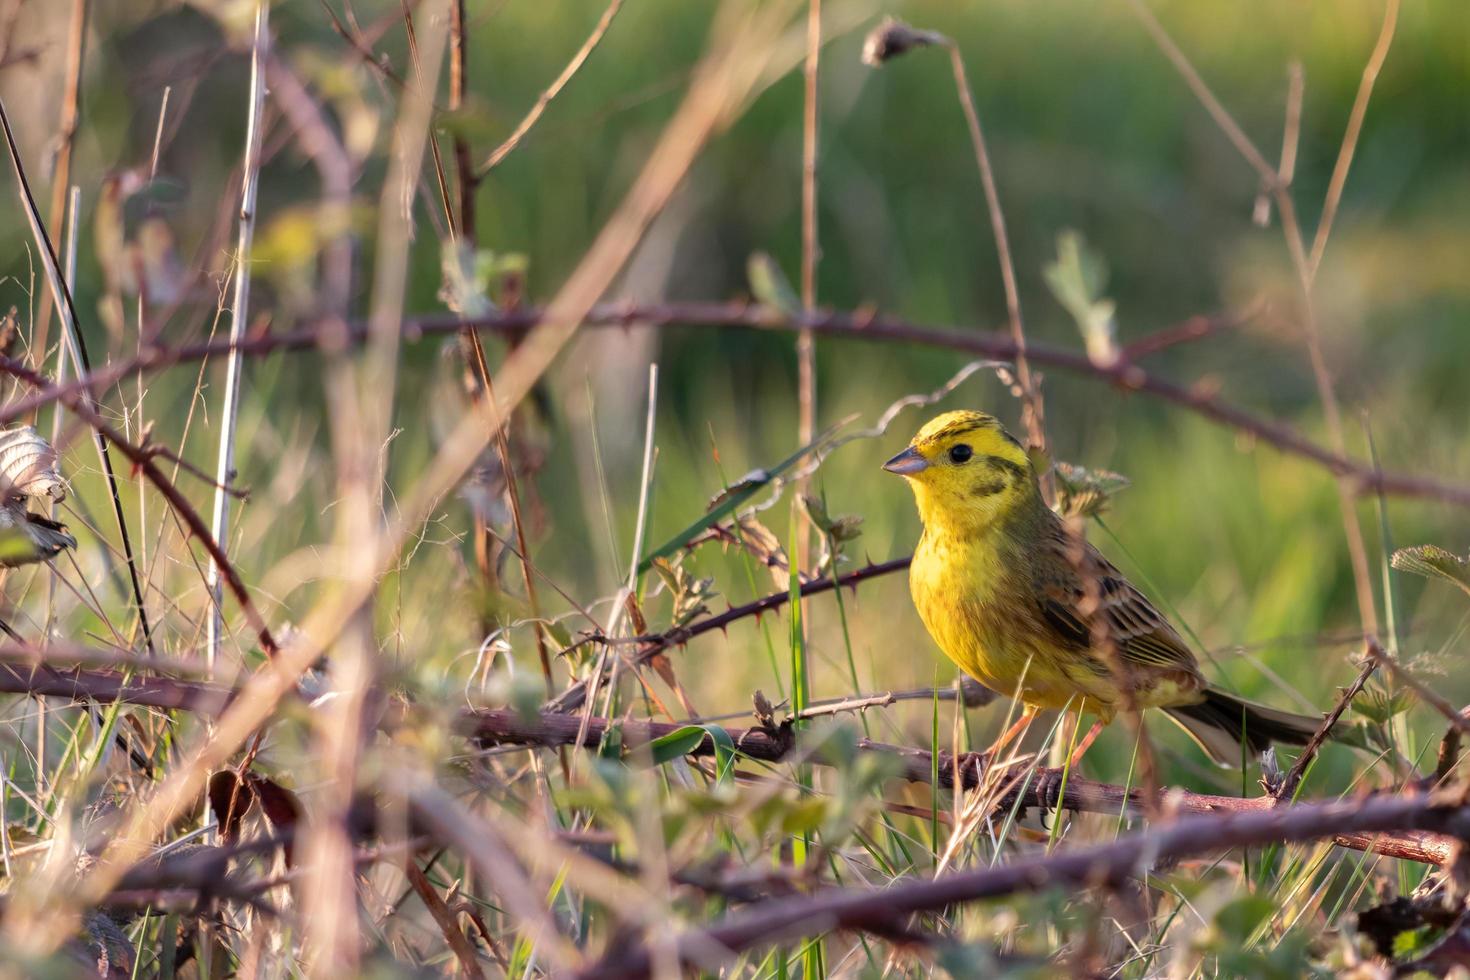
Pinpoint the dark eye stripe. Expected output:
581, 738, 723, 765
970, 479, 1007, 498
983, 455, 1026, 482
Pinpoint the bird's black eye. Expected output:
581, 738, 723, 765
948, 444, 973, 464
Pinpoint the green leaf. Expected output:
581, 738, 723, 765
440, 241, 494, 319
788, 521, 809, 718
747, 252, 801, 315
1042, 230, 1118, 367
779, 797, 828, 835
801, 495, 862, 542
1350, 683, 1414, 725
704, 724, 736, 784
439, 243, 529, 319
1212, 894, 1275, 942
648, 725, 710, 765
650, 556, 717, 628
1393, 925, 1438, 959
597, 723, 624, 762
637, 421, 847, 574
644, 723, 736, 782
1391, 545, 1470, 598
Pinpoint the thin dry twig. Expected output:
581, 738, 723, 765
403, 860, 490, 980
401, 0, 456, 234
1309, 0, 1400, 277
942, 40, 1043, 458
407, 784, 582, 971
1275, 651, 1376, 801
476, 0, 626, 175
444, 0, 558, 698
862, 18, 1047, 461
28, 0, 87, 391
1278, 62, 1304, 186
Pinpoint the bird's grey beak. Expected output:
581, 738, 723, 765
882, 446, 929, 475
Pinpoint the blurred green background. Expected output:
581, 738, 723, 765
0, 0, 1464, 792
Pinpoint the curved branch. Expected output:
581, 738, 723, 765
7, 302, 1465, 509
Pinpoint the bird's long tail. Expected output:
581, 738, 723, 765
1164, 687, 1329, 767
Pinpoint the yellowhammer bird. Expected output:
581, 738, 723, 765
885, 409, 1328, 766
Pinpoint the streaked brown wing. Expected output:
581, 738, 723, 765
1030, 522, 1201, 677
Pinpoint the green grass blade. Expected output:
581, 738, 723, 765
637, 421, 846, 574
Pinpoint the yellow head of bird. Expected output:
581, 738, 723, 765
883, 410, 1036, 531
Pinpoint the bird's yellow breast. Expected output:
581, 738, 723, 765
910, 526, 1123, 714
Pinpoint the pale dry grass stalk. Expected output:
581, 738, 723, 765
127, 88, 173, 612
445, 0, 558, 698
36, 185, 81, 799
299, 0, 449, 970
27, 0, 86, 391
571, 364, 658, 781
793, 0, 820, 580
206, 1, 269, 672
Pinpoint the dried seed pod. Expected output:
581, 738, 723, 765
0, 425, 67, 502
861, 17, 946, 68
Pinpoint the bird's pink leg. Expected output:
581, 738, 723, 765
1067, 720, 1106, 769
985, 704, 1038, 759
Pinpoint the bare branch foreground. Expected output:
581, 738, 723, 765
5, 648, 1465, 975
1, 654, 1454, 866
573, 791, 1469, 980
